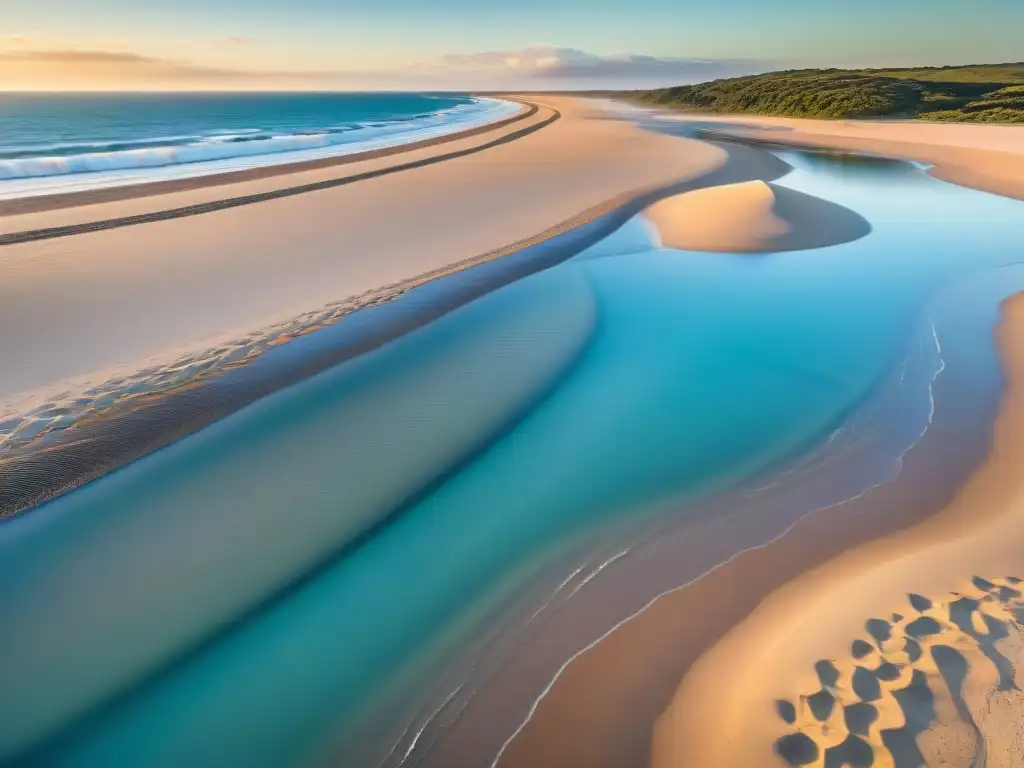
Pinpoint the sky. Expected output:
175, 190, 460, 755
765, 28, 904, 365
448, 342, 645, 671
1, 0, 1023, 90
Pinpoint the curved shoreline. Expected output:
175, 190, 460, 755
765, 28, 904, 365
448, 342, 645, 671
685, 124, 1024, 203
0, 99, 535, 218
11, 98, 1019, 768
655, 288, 1024, 767
0, 140, 792, 520
483, 130, 1024, 768
0, 102, 553, 245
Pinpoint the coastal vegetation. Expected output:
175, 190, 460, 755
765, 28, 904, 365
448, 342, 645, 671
633, 63, 1024, 122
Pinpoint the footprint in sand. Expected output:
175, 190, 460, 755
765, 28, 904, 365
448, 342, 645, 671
773, 575, 1024, 767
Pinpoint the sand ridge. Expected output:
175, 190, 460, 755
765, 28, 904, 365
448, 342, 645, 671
642, 179, 870, 253
650, 110, 1024, 202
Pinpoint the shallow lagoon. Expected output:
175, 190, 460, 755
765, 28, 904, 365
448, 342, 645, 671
2, 148, 1024, 767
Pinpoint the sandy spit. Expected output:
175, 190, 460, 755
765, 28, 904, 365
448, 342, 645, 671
643, 179, 869, 253
651, 110, 1024, 201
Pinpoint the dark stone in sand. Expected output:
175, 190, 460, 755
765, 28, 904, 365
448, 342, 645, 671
825, 734, 873, 767
852, 666, 881, 701
807, 689, 836, 721
905, 616, 941, 638
875, 661, 902, 681
815, 659, 840, 688
851, 639, 874, 659
904, 637, 923, 663
775, 699, 797, 724
973, 576, 996, 592
775, 733, 819, 765
908, 593, 932, 612
866, 618, 892, 647
843, 702, 878, 736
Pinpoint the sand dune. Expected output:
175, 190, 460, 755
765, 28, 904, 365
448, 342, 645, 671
642, 179, 869, 253
652, 293, 1024, 767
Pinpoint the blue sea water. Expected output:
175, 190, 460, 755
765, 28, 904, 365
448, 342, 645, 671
1, 146, 1024, 767
0, 92, 516, 196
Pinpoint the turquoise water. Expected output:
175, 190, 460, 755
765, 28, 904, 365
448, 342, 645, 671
0, 93, 515, 197
2, 150, 1024, 767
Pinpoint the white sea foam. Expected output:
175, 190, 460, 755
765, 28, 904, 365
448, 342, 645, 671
0, 98, 520, 199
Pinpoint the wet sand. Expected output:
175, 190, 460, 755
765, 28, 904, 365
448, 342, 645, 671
653, 111, 1024, 201
0, 101, 534, 217
487, 117, 1024, 768
489, 288, 1009, 768
1, 97, 807, 517
0, 96, 730, 407
9, 96, 1019, 767
655, 292, 1024, 767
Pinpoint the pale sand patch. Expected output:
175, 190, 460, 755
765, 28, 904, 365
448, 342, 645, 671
652, 110, 1024, 201
642, 179, 869, 253
652, 293, 1024, 768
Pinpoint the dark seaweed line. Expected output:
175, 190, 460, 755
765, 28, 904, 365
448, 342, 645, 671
0, 101, 554, 246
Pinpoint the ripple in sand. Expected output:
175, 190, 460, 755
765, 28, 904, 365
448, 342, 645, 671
774, 575, 1024, 767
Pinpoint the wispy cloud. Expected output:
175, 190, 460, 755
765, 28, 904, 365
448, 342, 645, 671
0, 48, 258, 89
0, 43, 774, 91
414, 45, 772, 88
0, 50, 151, 63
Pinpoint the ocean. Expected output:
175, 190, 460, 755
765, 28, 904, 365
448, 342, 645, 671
0, 92, 517, 197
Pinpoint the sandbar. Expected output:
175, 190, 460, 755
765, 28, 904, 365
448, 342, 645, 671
643, 179, 870, 252
652, 110, 1024, 201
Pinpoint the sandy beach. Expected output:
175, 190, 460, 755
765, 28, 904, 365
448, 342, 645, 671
654, 111, 1024, 201
1, 96, 735, 409
655, 292, 1024, 768
485, 105, 1024, 768
5, 93, 1024, 767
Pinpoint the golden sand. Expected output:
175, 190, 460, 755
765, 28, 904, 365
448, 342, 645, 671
0, 97, 732, 404
655, 111, 1024, 201
653, 293, 1024, 768
642, 179, 869, 253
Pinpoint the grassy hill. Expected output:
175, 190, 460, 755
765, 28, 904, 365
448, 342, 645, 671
633, 64, 1024, 122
